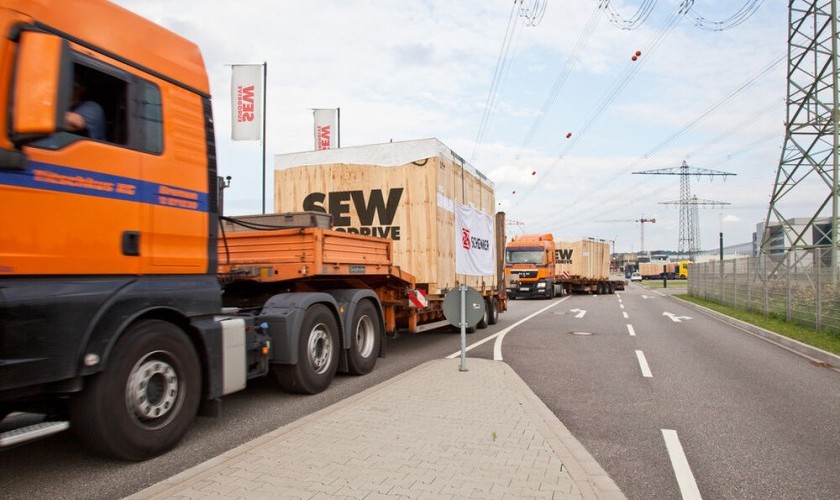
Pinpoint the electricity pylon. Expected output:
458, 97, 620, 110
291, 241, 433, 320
659, 195, 730, 259
761, 0, 839, 279
634, 160, 735, 259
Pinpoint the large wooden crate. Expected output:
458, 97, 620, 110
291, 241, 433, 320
274, 138, 496, 295
555, 239, 610, 280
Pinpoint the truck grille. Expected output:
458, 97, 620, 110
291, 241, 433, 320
511, 270, 538, 279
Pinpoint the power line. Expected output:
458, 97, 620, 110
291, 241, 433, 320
519, 0, 549, 27
686, 0, 765, 32
511, 0, 692, 211
603, 0, 658, 30
471, 2, 520, 165
517, 5, 603, 151
524, 53, 784, 229
472, 1, 549, 165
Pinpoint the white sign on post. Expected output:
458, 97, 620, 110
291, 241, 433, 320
454, 203, 495, 276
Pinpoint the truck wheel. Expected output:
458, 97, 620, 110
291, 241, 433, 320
477, 299, 489, 329
274, 304, 339, 394
70, 319, 200, 461
346, 300, 381, 375
487, 297, 499, 325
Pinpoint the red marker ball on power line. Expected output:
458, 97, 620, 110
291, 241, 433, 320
532, 171, 536, 176
512, 190, 516, 195
635, 50, 641, 56
566, 132, 572, 138
631, 55, 637, 61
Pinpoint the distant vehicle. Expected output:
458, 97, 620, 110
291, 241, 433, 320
630, 272, 642, 282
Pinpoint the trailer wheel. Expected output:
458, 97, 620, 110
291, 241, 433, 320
274, 304, 339, 394
477, 298, 489, 329
487, 297, 499, 325
346, 300, 380, 375
70, 319, 200, 461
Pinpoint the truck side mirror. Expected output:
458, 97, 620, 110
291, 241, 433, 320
12, 31, 69, 138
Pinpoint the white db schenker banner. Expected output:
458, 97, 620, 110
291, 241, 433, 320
455, 203, 495, 276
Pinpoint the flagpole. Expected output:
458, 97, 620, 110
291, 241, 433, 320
261, 61, 267, 214
337, 107, 341, 148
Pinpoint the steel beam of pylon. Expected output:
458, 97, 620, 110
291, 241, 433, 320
634, 161, 735, 259
761, 0, 839, 280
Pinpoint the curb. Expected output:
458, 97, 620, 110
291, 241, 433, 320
669, 295, 840, 369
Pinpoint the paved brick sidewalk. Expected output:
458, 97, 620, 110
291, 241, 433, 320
127, 358, 624, 500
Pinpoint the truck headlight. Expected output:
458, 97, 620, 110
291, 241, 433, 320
537, 282, 546, 288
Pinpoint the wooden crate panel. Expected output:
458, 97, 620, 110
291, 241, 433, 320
274, 139, 497, 295
555, 240, 610, 279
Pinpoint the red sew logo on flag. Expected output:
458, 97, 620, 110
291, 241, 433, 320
461, 228, 471, 249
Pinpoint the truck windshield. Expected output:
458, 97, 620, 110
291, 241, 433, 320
505, 248, 545, 264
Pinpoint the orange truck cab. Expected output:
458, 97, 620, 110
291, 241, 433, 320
0, 0, 230, 459
504, 233, 558, 299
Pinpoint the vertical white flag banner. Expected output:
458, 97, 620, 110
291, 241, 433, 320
455, 203, 495, 276
313, 108, 337, 150
231, 64, 262, 141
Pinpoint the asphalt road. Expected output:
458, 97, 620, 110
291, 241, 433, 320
2, 286, 838, 499
499, 284, 840, 500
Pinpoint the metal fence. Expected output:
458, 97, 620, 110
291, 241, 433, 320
688, 250, 840, 334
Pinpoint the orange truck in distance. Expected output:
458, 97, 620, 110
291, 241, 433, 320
505, 234, 625, 297
0, 0, 476, 460
504, 234, 559, 299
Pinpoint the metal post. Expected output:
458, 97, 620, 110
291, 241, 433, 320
459, 285, 468, 372
786, 251, 792, 321
261, 61, 267, 214
816, 249, 822, 330
831, 0, 839, 284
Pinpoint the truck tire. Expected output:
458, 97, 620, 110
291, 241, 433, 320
69, 319, 200, 461
274, 304, 339, 394
346, 300, 381, 375
487, 297, 499, 325
477, 303, 489, 329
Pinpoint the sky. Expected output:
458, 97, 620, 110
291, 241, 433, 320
111, 0, 798, 254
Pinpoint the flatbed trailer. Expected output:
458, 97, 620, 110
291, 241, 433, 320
217, 223, 449, 336
558, 275, 626, 295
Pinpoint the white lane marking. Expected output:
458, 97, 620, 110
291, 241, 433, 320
445, 297, 570, 360
619, 304, 625, 310
623, 311, 629, 319
616, 293, 621, 300
662, 429, 703, 500
627, 324, 636, 336
635, 350, 652, 377
663, 311, 692, 323
570, 308, 587, 318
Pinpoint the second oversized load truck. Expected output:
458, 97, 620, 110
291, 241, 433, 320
505, 235, 625, 297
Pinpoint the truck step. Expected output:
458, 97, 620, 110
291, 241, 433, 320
0, 421, 69, 447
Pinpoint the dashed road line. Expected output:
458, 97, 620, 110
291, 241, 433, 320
627, 324, 636, 336
635, 350, 652, 378
622, 311, 629, 319
662, 429, 703, 500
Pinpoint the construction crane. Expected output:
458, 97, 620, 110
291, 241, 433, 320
595, 218, 656, 255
